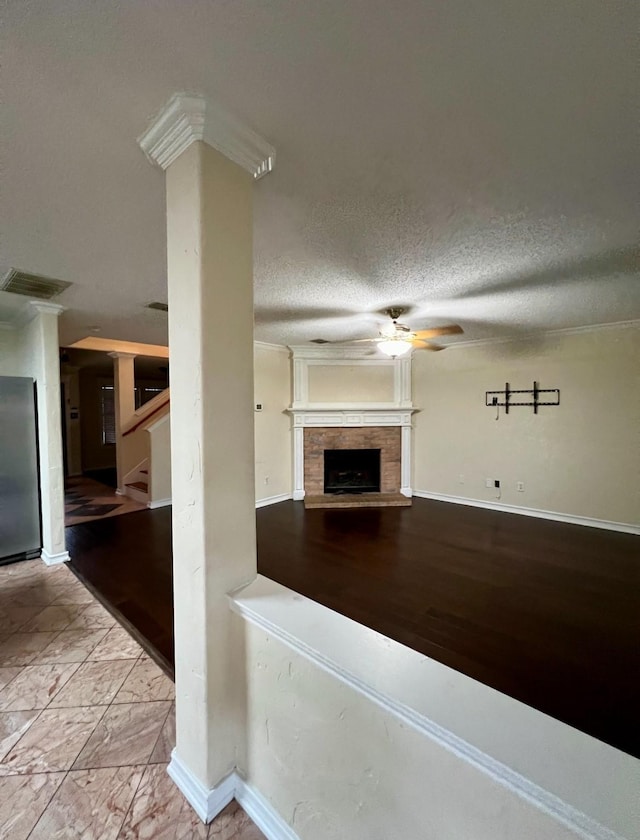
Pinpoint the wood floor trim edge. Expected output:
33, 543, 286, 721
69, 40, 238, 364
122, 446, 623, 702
167, 750, 300, 839
147, 497, 172, 509
255, 493, 293, 509
41, 549, 71, 565
230, 597, 624, 840
412, 491, 640, 535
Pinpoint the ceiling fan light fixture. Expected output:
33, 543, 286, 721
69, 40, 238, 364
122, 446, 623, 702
378, 338, 413, 358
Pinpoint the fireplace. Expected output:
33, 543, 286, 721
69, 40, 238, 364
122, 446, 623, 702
324, 448, 381, 494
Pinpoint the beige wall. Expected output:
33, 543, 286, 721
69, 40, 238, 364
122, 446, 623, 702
0, 329, 21, 375
307, 363, 394, 403
254, 344, 292, 501
243, 622, 616, 840
149, 415, 172, 502
413, 324, 640, 526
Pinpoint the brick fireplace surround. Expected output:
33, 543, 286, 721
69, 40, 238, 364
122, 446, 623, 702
304, 427, 401, 496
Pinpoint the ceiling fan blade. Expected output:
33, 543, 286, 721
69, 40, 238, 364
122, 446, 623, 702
411, 340, 445, 351
413, 325, 463, 339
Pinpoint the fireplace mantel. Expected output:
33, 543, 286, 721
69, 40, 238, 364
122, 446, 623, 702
287, 346, 417, 501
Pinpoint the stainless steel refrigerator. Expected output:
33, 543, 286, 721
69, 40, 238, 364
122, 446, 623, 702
0, 376, 41, 564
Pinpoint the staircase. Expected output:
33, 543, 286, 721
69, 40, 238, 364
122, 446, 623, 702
123, 461, 150, 504
118, 388, 171, 508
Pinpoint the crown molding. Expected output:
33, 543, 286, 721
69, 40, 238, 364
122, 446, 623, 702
138, 93, 276, 179
449, 319, 640, 350
288, 344, 400, 360
107, 351, 137, 360
254, 340, 290, 354
29, 301, 65, 316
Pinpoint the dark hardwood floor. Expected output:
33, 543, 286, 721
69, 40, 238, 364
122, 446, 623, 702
66, 498, 640, 758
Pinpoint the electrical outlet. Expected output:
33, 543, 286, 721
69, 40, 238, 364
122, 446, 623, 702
516, 481, 524, 492
459, 474, 465, 485
494, 479, 500, 489
264, 476, 269, 485
485, 478, 493, 488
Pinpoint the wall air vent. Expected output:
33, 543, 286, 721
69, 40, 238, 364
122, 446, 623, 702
1, 268, 72, 299
146, 302, 169, 312
310, 338, 330, 344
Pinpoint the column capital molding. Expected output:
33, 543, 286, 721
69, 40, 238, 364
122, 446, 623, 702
107, 351, 137, 360
29, 301, 65, 316
137, 93, 276, 179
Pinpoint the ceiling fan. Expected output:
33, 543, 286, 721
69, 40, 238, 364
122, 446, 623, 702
311, 308, 463, 357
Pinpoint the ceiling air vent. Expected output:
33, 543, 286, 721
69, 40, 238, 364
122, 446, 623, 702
146, 302, 168, 312
1, 268, 71, 300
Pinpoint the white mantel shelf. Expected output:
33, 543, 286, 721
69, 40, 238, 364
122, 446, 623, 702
288, 407, 416, 428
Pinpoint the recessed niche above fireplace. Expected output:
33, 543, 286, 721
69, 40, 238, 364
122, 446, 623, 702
324, 448, 381, 494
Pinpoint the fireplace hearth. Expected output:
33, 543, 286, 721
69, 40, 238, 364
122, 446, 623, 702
324, 448, 381, 494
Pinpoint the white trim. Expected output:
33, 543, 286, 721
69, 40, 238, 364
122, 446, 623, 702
41, 549, 70, 565
235, 777, 300, 840
230, 578, 629, 840
29, 301, 65, 316
107, 351, 137, 360
412, 491, 640, 534
255, 493, 292, 509
292, 426, 305, 500
290, 409, 414, 427
254, 341, 290, 354
147, 498, 172, 509
138, 93, 275, 179
449, 318, 640, 349
167, 751, 235, 823
288, 344, 391, 360
167, 753, 300, 839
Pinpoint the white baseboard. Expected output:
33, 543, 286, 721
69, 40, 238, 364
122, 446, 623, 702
235, 777, 300, 840
292, 490, 305, 501
41, 549, 71, 565
412, 491, 640, 535
255, 493, 293, 509
148, 498, 172, 509
167, 751, 235, 823
167, 751, 299, 839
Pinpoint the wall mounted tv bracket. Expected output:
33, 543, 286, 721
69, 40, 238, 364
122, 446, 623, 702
485, 381, 560, 415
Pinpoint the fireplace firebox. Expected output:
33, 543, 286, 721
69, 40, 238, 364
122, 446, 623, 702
324, 448, 381, 494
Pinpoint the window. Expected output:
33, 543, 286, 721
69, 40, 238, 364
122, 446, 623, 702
135, 385, 164, 410
100, 385, 116, 445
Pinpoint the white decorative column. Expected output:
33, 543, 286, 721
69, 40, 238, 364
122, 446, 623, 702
400, 425, 413, 497
138, 94, 275, 821
292, 425, 305, 500
27, 302, 69, 564
109, 351, 136, 493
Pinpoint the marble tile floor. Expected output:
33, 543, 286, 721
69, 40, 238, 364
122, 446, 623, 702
65, 477, 146, 527
0, 559, 265, 839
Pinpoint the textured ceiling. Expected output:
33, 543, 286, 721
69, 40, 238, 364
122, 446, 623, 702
2, 0, 638, 348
